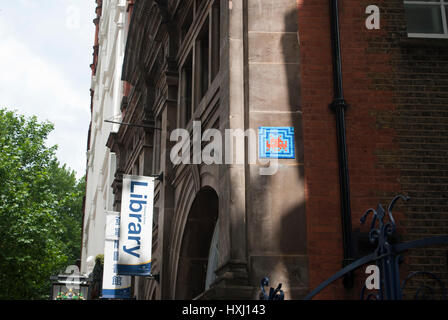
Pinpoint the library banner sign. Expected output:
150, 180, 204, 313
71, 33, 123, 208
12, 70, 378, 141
102, 211, 131, 299
117, 175, 155, 276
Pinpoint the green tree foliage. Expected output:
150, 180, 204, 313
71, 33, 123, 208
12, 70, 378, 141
0, 109, 85, 299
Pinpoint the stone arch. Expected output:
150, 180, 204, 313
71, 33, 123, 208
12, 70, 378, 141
199, 164, 219, 193
174, 186, 219, 299
169, 171, 198, 274
168, 164, 219, 297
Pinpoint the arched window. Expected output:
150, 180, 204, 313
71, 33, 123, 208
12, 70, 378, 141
175, 187, 219, 299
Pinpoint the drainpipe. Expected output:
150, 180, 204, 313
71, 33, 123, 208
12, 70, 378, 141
328, 0, 354, 288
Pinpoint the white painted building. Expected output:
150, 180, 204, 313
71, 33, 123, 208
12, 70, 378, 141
81, 0, 127, 275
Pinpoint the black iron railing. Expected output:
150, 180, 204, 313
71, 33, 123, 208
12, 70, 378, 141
261, 195, 448, 300
305, 195, 448, 300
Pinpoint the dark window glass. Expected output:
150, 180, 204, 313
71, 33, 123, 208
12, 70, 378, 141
195, 18, 210, 106
181, 4, 194, 43
211, 0, 221, 81
404, 4, 444, 34
181, 53, 193, 126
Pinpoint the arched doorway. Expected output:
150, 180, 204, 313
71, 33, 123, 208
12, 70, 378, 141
175, 187, 219, 299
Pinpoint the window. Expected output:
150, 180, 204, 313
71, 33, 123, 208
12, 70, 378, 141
180, 52, 193, 127
153, 117, 162, 174
181, 4, 194, 44
404, 1, 448, 38
178, 0, 221, 128
211, 0, 221, 81
194, 17, 210, 109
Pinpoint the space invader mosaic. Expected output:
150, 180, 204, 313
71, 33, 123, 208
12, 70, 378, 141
258, 127, 295, 159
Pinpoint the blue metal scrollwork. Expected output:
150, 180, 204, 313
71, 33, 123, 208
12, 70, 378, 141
304, 195, 448, 300
359, 194, 410, 300
401, 271, 446, 300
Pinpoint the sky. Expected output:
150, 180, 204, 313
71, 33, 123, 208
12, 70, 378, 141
0, 0, 97, 179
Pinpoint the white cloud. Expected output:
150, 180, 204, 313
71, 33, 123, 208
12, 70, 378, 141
0, 1, 96, 178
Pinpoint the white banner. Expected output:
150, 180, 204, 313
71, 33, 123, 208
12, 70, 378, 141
117, 175, 155, 276
101, 211, 131, 299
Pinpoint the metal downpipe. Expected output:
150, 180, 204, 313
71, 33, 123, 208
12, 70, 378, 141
328, 0, 354, 288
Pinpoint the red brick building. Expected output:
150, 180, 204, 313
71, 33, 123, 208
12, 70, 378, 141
299, 0, 448, 299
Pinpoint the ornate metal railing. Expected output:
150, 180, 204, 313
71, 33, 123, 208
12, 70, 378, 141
261, 195, 448, 300
304, 195, 448, 300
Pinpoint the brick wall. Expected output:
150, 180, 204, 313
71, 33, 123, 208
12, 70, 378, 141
298, 0, 448, 299
380, 1, 448, 298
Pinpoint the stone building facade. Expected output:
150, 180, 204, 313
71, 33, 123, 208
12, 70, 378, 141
84, 0, 448, 300
81, 0, 129, 275
106, 0, 306, 299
